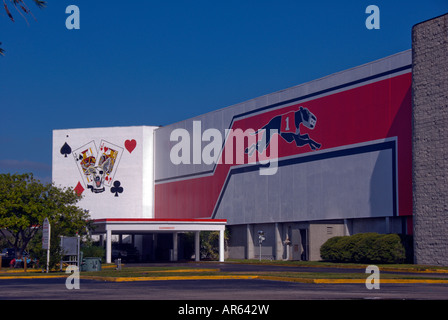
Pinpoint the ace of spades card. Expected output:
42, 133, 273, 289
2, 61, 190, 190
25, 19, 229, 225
72, 141, 98, 187
97, 140, 123, 187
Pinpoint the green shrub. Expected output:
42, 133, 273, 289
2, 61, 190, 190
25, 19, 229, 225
352, 233, 379, 263
372, 234, 406, 264
320, 233, 407, 264
320, 236, 343, 261
81, 244, 105, 261
334, 236, 356, 262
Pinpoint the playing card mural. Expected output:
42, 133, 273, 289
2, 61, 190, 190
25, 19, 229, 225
65, 140, 125, 196
53, 126, 157, 220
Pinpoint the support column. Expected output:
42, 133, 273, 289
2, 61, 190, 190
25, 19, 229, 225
412, 13, 448, 265
246, 224, 254, 259
106, 229, 112, 264
274, 223, 282, 260
152, 234, 157, 261
343, 219, 352, 236
219, 228, 225, 262
385, 217, 390, 234
172, 232, 178, 261
195, 231, 200, 262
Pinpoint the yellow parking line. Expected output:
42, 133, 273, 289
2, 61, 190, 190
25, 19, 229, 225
259, 276, 448, 284
143, 269, 220, 273
0, 275, 67, 280
83, 275, 258, 282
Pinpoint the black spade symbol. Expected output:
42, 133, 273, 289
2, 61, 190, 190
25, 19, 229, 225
111, 180, 123, 197
60, 142, 72, 158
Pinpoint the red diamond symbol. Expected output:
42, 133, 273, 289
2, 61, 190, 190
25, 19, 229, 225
74, 181, 85, 196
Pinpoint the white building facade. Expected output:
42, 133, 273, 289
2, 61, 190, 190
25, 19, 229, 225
52, 126, 226, 263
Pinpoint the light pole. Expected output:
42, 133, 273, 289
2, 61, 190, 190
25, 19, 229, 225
258, 231, 265, 262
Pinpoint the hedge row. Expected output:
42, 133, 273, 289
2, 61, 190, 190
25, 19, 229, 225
320, 233, 407, 264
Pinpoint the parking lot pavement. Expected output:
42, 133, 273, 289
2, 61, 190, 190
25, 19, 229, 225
1, 277, 448, 300
2, 260, 448, 312
1, 279, 445, 320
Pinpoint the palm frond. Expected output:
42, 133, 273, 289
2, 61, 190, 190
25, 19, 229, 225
1, 0, 47, 56
32, 0, 46, 9
13, 0, 31, 14
3, 2, 15, 22
9, 0, 30, 25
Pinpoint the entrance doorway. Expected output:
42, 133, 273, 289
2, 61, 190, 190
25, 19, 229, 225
300, 229, 308, 261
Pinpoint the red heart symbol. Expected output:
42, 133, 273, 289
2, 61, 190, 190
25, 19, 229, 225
125, 139, 137, 153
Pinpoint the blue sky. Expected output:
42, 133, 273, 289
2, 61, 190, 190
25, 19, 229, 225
1, 0, 447, 183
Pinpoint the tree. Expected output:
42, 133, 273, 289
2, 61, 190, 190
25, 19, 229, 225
1, 0, 47, 56
0, 173, 91, 256
200, 230, 229, 260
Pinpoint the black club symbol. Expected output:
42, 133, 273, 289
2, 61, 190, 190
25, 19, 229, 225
111, 181, 123, 197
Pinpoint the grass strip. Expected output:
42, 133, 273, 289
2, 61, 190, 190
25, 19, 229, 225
225, 259, 448, 273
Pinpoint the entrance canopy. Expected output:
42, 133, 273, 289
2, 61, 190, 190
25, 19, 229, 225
91, 218, 227, 263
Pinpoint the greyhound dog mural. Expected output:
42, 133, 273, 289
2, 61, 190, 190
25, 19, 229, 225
245, 106, 321, 156
85, 157, 112, 193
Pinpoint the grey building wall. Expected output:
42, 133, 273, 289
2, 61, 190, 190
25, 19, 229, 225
412, 13, 448, 266
214, 146, 395, 225
227, 221, 348, 261
153, 47, 412, 262
154, 51, 411, 224
308, 222, 346, 261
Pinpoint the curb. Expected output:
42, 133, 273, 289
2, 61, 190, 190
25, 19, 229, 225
2, 274, 448, 284
142, 268, 220, 273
